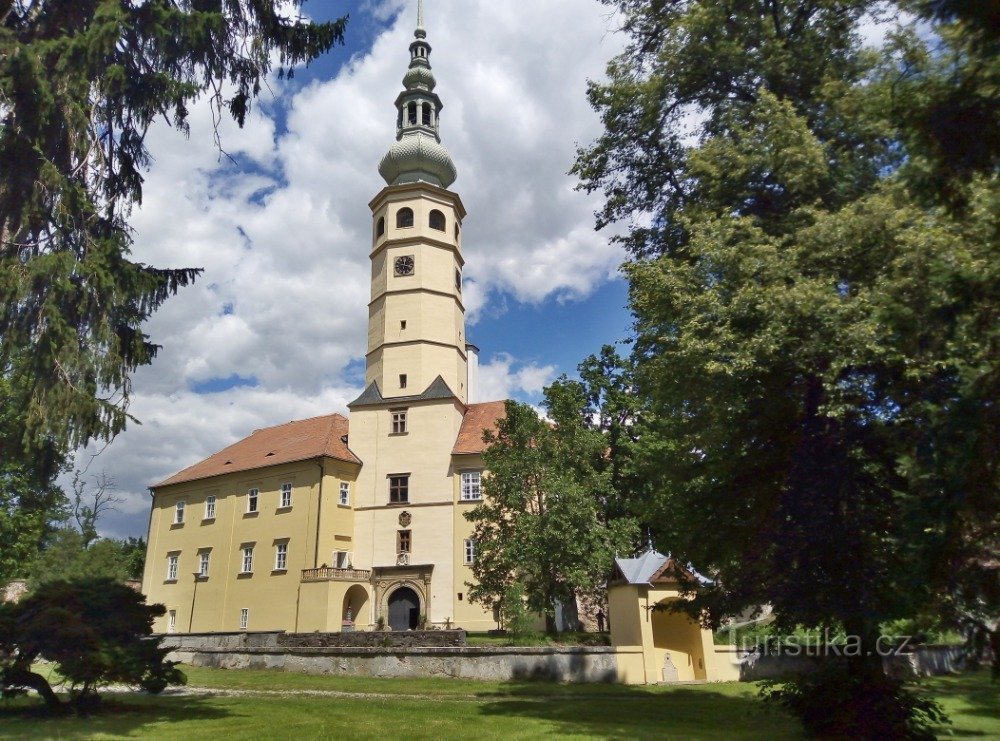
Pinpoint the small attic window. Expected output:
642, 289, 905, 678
224, 460, 232, 465
265, 452, 275, 457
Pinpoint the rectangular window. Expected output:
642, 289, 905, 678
389, 475, 409, 503
397, 529, 411, 554
275, 543, 288, 571
166, 554, 178, 581
174, 500, 185, 524
198, 552, 210, 578
400, 320, 407, 330
247, 488, 259, 513
334, 550, 352, 569
239, 608, 249, 630
241, 546, 254, 573
204, 495, 216, 520
460, 471, 482, 501
391, 409, 407, 434
339, 482, 350, 506
464, 538, 476, 565
168, 610, 177, 633
280, 483, 292, 508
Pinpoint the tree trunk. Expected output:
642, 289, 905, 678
4, 666, 62, 711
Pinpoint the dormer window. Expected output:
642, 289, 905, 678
429, 209, 445, 231
396, 208, 414, 229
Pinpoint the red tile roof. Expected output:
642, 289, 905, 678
153, 413, 358, 488
453, 400, 507, 454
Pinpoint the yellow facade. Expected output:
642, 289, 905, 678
607, 552, 741, 684
143, 14, 501, 634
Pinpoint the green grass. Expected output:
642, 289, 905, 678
1, 666, 995, 740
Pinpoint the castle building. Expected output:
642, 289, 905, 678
141, 4, 505, 634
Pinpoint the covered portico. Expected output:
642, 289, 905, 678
609, 549, 739, 683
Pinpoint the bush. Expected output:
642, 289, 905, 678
761, 660, 948, 740
0, 578, 185, 713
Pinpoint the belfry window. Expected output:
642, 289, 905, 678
376, 216, 385, 237
429, 209, 445, 231
407, 102, 417, 125
422, 102, 432, 126
396, 208, 414, 229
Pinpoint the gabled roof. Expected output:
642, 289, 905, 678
613, 549, 670, 585
153, 413, 359, 489
453, 400, 507, 454
348, 375, 457, 409
612, 549, 710, 586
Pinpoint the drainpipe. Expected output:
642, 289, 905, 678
314, 458, 325, 568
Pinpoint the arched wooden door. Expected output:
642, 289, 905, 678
387, 586, 420, 630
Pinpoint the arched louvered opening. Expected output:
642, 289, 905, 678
429, 209, 445, 231
396, 208, 414, 228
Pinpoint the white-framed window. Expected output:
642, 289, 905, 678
460, 471, 482, 501
166, 554, 178, 581
247, 487, 259, 513
174, 500, 185, 524
241, 546, 254, 573
280, 483, 292, 508
204, 495, 216, 520
274, 543, 288, 571
239, 608, 249, 630
339, 482, 350, 506
391, 409, 407, 434
334, 550, 352, 569
168, 610, 177, 633
198, 551, 210, 577
464, 538, 476, 565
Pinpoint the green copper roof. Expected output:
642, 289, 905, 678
378, 1, 457, 189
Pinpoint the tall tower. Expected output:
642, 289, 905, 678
363, 0, 469, 404
348, 1, 476, 627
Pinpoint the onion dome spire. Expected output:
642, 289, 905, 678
378, 0, 457, 189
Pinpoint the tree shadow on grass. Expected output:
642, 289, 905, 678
920, 671, 1000, 737
0, 693, 230, 738
473, 681, 805, 740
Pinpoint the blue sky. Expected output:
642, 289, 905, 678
77, 0, 633, 538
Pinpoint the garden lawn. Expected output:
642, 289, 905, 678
1, 667, 995, 740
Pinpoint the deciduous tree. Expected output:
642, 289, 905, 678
465, 388, 637, 633
575, 0, 997, 735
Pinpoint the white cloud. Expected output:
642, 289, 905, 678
76, 0, 627, 537
477, 353, 558, 403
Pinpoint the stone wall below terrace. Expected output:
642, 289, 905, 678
164, 639, 619, 683
279, 630, 466, 648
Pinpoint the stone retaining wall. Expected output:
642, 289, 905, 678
278, 630, 466, 649
166, 641, 619, 683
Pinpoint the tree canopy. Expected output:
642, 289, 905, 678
0, 0, 346, 459
465, 389, 637, 633
0, 577, 183, 712
575, 0, 997, 734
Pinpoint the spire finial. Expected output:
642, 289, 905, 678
415, 0, 426, 38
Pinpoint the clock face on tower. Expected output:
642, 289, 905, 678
394, 255, 415, 276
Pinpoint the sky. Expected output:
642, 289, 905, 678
77, 0, 635, 539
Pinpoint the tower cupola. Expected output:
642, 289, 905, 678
378, 0, 457, 189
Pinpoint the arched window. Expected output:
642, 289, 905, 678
407, 102, 417, 125
376, 216, 385, 238
422, 102, 431, 126
396, 208, 414, 228
455, 269, 462, 291
454, 223, 460, 240
429, 209, 445, 231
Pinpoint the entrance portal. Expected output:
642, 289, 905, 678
387, 586, 420, 630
